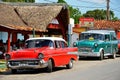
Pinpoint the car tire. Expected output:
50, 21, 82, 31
113, 52, 116, 59
46, 59, 53, 73
11, 69, 17, 74
109, 52, 116, 59
99, 50, 104, 60
66, 59, 73, 69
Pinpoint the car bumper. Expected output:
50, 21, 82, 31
78, 52, 100, 57
7, 59, 48, 69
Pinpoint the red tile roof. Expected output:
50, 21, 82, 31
94, 20, 120, 30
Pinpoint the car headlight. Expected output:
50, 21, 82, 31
5, 54, 11, 60
94, 43, 98, 47
73, 42, 77, 47
38, 53, 44, 60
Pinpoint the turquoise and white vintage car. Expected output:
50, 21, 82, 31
74, 30, 118, 60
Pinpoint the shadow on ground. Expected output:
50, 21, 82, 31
78, 54, 120, 61
0, 66, 67, 75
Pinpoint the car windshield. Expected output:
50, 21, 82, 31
80, 33, 104, 40
25, 39, 54, 48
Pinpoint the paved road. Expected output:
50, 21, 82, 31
0, 57, 120, 80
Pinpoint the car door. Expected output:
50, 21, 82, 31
60, 41, 70, 64
110, 34, 118, 54
53, 41, 67, 66
104, 34, 112, 54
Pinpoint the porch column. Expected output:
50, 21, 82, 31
24, 34, 29, 41
56, 17, 67, 41
7, 32, 11, 52
39, 33, 43, 37
12, 32, 17, 44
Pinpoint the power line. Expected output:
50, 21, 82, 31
110, 1, 120, 12
77, 0, 106, 8
43, 0, 105, 9
44, 0, 56, 3
42, 0, 120, 18
77, 0, 106, 4
111, 8, 120, 13
70, 4, 105, 9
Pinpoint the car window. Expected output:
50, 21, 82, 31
80, 33, 104, 40
111, 35, 117, 40
55, 41, 60, 48
55, 41, 67, 48
105, 35, 110, 41
25, 39, 53, 48
49, 41, 54, 47
61, 41, 68, 48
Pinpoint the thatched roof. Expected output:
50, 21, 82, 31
0, 3, 32, 31
0, 2, 69, 32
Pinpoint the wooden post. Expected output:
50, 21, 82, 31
24, 34, 29, 41
12, 32, 17, 44
7, 32, 11, 52
106, 0, 110, 20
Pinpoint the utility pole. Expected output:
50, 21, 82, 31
106, 0, 110, 20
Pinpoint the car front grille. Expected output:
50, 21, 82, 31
9, 60, 39, 66
79, 47, 92, 52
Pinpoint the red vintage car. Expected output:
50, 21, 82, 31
5, 37, 78, 73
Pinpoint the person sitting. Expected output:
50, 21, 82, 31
0, 40, 5, 59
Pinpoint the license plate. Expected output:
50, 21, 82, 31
82, 52, 88, 54
19, 64, 27, 66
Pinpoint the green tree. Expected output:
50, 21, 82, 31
57, 0, 82, 24
2, 0, 35, 2
83, 9, 118, 20
112, 17, 119, 21
69, 6, 81, 23
109, 10, 115, 20
57, 0, 67, 3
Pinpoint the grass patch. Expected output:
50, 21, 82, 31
0, 59, 6, 69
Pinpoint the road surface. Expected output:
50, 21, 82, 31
0, 57, 120, 80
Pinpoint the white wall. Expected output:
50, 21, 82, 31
71, 32, 79, 47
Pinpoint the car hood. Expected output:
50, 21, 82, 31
76, 40, 102, 47
8, 47, 49, 60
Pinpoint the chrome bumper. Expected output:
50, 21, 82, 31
7, 59, 48, 69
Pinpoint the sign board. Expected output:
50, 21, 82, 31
79, 18, 94, 27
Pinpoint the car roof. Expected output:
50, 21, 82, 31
26, 37, 66, 42
82, 30, 115, 34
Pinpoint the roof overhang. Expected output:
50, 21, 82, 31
0, 2, 69, 33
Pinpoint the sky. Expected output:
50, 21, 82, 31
35, 0, 120, 19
